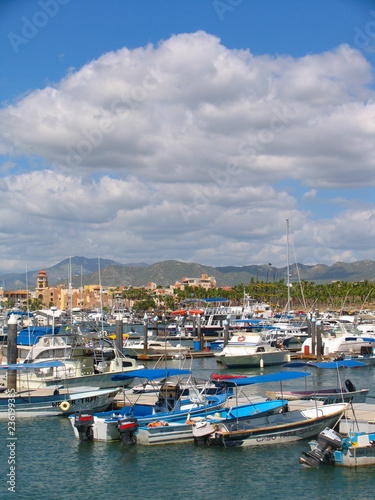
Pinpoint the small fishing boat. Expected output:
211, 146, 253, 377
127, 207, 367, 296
70, 368, 228, 442
300, 427, 375, 468
266, 360, 369, 404
192, 372, 348, 447
137, 399, 288, 445
0, 361, 119, 417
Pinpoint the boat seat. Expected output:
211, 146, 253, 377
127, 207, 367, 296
207, 414, 226, 421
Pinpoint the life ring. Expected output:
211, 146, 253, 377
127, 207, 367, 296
59, 401, 70, 412
43, 337, 50, 346
237, 336, 246, 342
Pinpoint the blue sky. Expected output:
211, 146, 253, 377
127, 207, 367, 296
0, 0, 374, 273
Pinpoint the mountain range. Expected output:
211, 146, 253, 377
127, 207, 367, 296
1, 257, 375, 291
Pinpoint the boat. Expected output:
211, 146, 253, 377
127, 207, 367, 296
192, 372, 349, 447
123, 337, 190, 358
266, 360, 369, 404
0, 332, 141, 390
137, 398, 288, 446
0, 361, 119, 417
215, 333, 290, 368
300, 320, 375, 357
300, 426, 375, 468
70, 368, 229, 442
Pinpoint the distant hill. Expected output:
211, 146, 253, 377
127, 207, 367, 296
1, 257, 374, 290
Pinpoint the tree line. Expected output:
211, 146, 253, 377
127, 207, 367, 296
122, 279, 375, 313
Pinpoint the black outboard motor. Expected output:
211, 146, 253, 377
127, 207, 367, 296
116, 417, 138, 445
74, 410, 94, 442
345, 379, 356, 393
299, 427, 343, 467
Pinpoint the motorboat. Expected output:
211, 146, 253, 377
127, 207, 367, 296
300, 320, 375, 357
300, 426, 375, 468
137, 398, 288, 446
266, 360, 369, 404
0, 332, 141, 390
70, 368, 229, 442
123, 337, 190, 358
215, 333, 290, 368
192, 372, 348, 448
0, 361, 119, 417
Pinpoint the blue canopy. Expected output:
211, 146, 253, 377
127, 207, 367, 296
111, 368, 191, 382
0, 360, 64, 370
219, 371, 310, 386
6, 311, 34, 317
284, 360, 366, 369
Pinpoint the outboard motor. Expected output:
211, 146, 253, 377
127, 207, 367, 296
116, 417, 138, 445
74, 410, 94, 442
299, 427, 343, 467
345, 379, 356, 393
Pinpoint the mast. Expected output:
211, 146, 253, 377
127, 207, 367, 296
286, 218, 290, 315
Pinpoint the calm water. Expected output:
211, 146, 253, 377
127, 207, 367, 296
1, 352, 375, 500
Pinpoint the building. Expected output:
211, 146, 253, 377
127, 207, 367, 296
181, 273, 216, 290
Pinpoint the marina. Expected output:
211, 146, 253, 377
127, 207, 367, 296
1, 352, 375, 499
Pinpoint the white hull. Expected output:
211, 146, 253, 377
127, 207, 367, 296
218, 351, 289, 368
335, 446, 375, 467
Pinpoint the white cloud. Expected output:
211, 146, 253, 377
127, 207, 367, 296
0, 32, 374, 272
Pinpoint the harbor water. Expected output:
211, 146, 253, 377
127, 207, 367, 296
1, 350, 375, 499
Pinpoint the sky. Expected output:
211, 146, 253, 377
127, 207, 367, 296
0, 0, 374, 273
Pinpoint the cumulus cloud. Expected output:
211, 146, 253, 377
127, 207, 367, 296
0, 32, 374, 271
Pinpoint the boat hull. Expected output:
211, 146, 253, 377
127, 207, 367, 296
265, 388, 369, 405
334, 446, 375, 467
217, 351, 289, 368
0, 388, 119, 418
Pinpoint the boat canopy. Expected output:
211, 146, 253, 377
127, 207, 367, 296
111, 368, 191, 382
284, 360, 366, 369
219, 371, 310, 386
0, 360, 64, 370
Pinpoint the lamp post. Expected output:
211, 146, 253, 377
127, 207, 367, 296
316, 320, 322, 362
143, 313, 148, 355
51, 306, 58, 335
198, 314, 203, 351
311, 316, 316, 357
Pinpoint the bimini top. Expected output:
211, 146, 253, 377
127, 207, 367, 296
0, 360, 64, 370
112, 368, 191, 382
284, 360, 366, 369
218, 371, 310, 386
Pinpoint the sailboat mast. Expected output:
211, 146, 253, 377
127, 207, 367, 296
286, 218, 290, 315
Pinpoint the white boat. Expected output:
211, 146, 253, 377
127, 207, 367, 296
300, 320, 375, 357
123, 337, 190, 358
192, 372, 348, 448
0, 361, 119, 417
215, 333, 290, 368
0, 332, 141, 390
